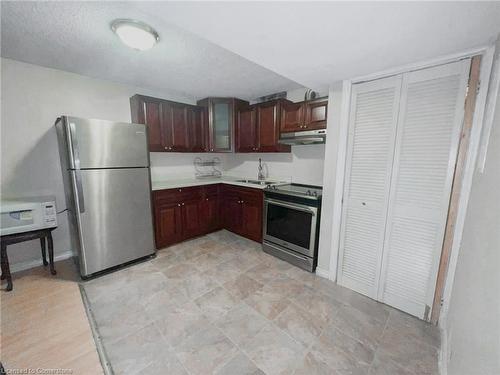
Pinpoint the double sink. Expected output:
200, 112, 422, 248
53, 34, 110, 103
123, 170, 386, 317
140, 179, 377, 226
235, 179, 276, 186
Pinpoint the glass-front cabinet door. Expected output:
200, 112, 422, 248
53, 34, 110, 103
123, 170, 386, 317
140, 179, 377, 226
197, 97, 249, 153
211, 99, 232, 152
208, 98, 233, 152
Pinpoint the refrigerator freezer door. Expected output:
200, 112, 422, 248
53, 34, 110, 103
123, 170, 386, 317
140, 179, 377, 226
71, 168, 155, 276
64, 116, 149, 169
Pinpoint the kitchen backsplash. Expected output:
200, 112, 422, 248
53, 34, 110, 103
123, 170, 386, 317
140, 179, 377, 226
149, 144, 325, 186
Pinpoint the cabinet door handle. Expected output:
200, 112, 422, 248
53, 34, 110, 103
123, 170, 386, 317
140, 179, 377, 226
181, 203, 185, 206
177, 203, 181, 207
178, 189, 182, 192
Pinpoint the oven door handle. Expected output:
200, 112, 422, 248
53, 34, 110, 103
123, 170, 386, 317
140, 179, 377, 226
265, 198, 316, 215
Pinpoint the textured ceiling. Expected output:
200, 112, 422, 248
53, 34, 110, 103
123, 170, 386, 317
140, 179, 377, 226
0, 1, 301, 101
142, 1, 500, 89
2, 2, 500, 100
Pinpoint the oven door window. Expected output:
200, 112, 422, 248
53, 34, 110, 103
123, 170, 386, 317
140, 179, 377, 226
266, 202, 312, 249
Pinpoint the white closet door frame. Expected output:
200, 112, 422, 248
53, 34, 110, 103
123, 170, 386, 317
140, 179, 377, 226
337, 76, 402, 298
377, 59, 471, 319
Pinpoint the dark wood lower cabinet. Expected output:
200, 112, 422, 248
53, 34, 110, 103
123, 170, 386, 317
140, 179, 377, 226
222, 193, 243, 234
220, 185, 263, 242
153, 184, 262, 249
241, 198, 263, 242
200, 194, 220, 233
182, 200, 202, 238
154, 202, 182, 248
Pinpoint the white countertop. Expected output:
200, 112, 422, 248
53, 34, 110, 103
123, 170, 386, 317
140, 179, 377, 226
151, 176, 288, 191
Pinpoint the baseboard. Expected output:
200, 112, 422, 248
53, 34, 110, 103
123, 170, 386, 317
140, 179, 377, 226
315, 267, 330, 279
10, 250, 74, 273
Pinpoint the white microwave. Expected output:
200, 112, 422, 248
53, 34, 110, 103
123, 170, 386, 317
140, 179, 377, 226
0, 196, 57, 236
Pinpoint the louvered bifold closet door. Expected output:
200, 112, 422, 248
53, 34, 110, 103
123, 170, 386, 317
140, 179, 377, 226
337, 76, 402, 298
378, 60, 471, 319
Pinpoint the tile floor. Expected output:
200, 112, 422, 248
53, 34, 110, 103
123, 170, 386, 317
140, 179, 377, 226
83, 230, 440, 375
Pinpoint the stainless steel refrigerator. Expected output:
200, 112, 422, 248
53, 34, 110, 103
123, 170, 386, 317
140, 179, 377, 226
55, 116, 155, 277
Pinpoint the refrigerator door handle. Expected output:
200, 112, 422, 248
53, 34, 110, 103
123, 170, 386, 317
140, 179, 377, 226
69, 121, 81, 169
74, 169, 85, 213
69, 121, 85, 213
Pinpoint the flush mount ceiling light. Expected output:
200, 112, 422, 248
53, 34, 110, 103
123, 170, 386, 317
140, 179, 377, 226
111, 19, 159, 51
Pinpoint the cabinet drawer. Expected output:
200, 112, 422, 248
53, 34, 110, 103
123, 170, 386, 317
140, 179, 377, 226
202, 184, 220, 197
221, 185, 263, 202
153, 186, 202, 204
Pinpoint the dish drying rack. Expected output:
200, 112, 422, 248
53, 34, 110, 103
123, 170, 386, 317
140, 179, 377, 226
194, 157, 222, 179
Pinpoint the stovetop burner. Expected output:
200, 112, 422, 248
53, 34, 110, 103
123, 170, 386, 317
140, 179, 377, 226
266, 183, 322, 199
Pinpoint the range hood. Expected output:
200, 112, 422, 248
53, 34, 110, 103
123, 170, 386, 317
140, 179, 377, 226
279, 129, 326, 145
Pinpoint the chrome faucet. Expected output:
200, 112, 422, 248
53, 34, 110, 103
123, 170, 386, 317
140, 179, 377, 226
258, 158, 265, 181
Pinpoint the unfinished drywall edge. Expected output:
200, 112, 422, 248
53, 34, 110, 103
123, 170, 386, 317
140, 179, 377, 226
439, 45, 495, 327
477, 35, 500, 172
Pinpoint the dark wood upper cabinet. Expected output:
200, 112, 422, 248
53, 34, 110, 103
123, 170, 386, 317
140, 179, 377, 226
132, 94, 326, 153
159, 102, 173, 151
169, 103, 190, 152
130, 96, 164, 152
131, 94, 206, 153
235, 104, 258, 152
187, 106, 208, 152
257, 101, 290, 153
280, 98, 328, 133
280, 101, 304, 133
235, 100, 290, 153
304, 99, 328, 130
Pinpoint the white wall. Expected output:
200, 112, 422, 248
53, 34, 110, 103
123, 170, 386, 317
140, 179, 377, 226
0, 58, 197, 268
444, 85, 500, 375
316, 82, 346, 274
150, 152, 226, 181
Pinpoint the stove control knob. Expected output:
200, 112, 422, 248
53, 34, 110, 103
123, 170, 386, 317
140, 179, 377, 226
307, 190, 312, 195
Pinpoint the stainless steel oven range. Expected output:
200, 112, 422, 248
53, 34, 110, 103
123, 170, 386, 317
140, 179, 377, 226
263, 184, 322, 272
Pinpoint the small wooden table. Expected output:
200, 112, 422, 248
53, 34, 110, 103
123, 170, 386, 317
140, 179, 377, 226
1, 228, 57, 291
